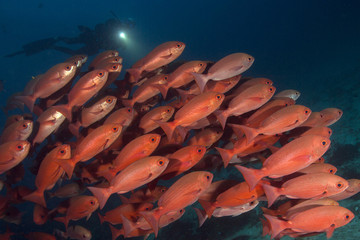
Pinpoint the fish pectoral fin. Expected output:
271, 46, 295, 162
160, 53, 173, 59
229, 65, 243, 72
139, 173, 153, 182
326, 224, 336, 238
81, 83, 97, 90
185, 189, 202, 196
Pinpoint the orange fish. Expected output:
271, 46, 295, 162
88, 50, 119, 70
215, 84, 275, 129
155, 61, 207, 98
204, 75, 242, 94
104, 107, 135, 127
199, 181, 264, 217
139, 106, 175, 133
263, 173, 348, 207
119, 185, 168, 204
57, 123, 122, 179
54, 69, 109, 121
4, 115, 24, 128
141, 171, 213, 237
89, 156, 169, 209
319, 108, 343, 126
69, 95, 117, 137
192, 53, 254, 92
127, 41, 185, 82
159, 145, 206, 180
122, 74, 168, 107
246, 97, 296, 128
98, 202, 153, 225
0, 120, 33, 144
264, 205, 354, 239
0, 140, 30, 174
228, 77, 273, 99
188, 128, 223, 148
158, 91, 224, 141
330, 179, 360, 201
17, 62, 77, 112
55, 195, 99, 230
297, 163, 337, 175
32, 107, 65, 145
238, 105, 312, 142
236, 135, 331, 190
23, 144, 71, 207
107, 133, 161, 178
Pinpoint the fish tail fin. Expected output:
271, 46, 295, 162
214, 110, 228, 129
235, 165, 263, 191
215, 147, 234, 168
141, 209, 161, 237
152, 83, 169, 99
232, 124, 259, 143
198, 199, 216, 218
118, 195, 130, 204
263, 214, 290, 239
176, 88, 190, 101
176, 126, 188, 142
262, 184, 281, 207
88, 186, 112, 209
109, 224, 123, 240
97, 212, 105, 225
52, 104, 72, 122
15, 95, 36, 112
23, 189, 46, 208
126, 68, 142, 82
260, 218, 271, 236
155, 120, 177, 141
121, 214, 137, 238
192, 72, 209, 93
193, 207, 208, 227
68, 122, 81, 138
56, 158, 76, 179
122, 98, 134, 107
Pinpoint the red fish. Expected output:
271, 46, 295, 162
88, 156, 169, 209
23, 144, 71, 207
127, 41, 185, 82
158, 91, 224, 141
139, 106, 175, 133
263, 173, 348, 207
141, 171, 213, 237
192, 53, 254, 92
236, 135, 331, 190
0, 140, 30, 174
0, 120, 33, 144
264, 205, 354, 239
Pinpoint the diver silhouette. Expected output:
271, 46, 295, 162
4, 18, 135, 57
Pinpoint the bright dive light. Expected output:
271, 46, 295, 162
119, 32, 126, 39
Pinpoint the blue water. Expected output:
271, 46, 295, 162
0, 0, 360, 239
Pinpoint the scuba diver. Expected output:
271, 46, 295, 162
4, 17, 135, 57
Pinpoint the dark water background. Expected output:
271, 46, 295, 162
0, 0, 360, 239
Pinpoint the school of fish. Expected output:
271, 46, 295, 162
0, 40, 358, 240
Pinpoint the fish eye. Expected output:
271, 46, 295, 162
269, 87, 274, 92
166, 108, 171, 113
336, 182, 343, 188
59, 149, 65, 155
65, 65, 71, 70
215, 94, 222, 100
16, 145, 23, 150
112, 65, 117, 70
328, 130, 332, 135
338, 111, 342, 115
305, 109, 310, 114
321, 140, 327, 146
145, 207, 149, 211
127, 108, 132, 113
158, 160, 164, 166
176, 44, 181, 48
197, 148, 203, 153
285, 104, 288, 106
106, 98, 113, 103
150, 137, 156, 142
161, 188, 166, 193
345, 214, 350, 219
180, 209, 183, 213
206, 175, 210, 180
112, 127, 119, 132
98, 72, 104, 77
248, 57, 252, 61
164, 76, 168, 80
320, 114, 324, 118
329, 169, 334, 173
266, 81, 271, 85
199, 63, 203, 66
90, 200, 94, 205
250, 201, 255, 205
